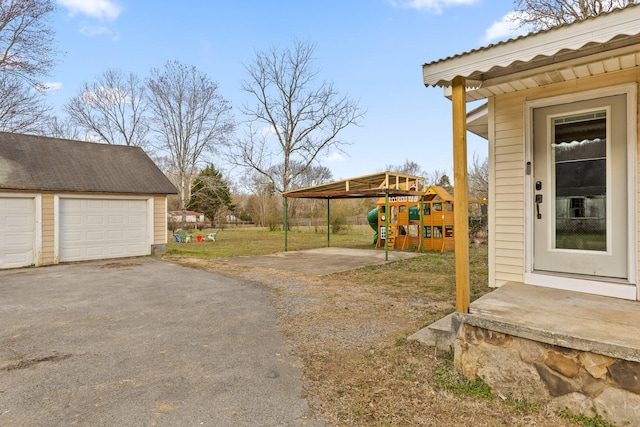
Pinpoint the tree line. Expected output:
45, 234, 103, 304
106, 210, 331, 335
1, 0, 628, 227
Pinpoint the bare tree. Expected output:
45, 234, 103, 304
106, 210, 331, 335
298, 163, 333, 189
383, 159, 426, 177
43, 115, 82, 140
0, 0, 57, 134
149, 154, 175, 176
0, 74, 50, 133
278, 161, 333, 225
468, 153, 489, 200
513, 0, 634, 30
425, 169, 450, 186
64, 69, 150, 148
245, 173, 279, 229
269, 160, 333, 191
146, 60, 235, 214
0, 0, 57, 85
230, 39, 365, 194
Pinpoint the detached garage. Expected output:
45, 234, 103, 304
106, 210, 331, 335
0, 132, 177, 268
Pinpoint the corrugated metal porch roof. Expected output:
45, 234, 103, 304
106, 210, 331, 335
423, 4, 640, 101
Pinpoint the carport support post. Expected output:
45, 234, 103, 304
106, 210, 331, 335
420, 195, 425, 253
284, 197, 289, 252
385, 191, 389, 261
326, 198, 331, 247
452, 75, 470, 313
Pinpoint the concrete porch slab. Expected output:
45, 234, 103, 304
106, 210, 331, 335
463, 282, 640, 362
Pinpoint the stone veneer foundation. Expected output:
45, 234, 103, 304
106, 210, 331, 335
455, 323, 640, 425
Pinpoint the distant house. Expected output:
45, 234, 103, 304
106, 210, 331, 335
0, 132, 177, 268
168, 211, 205, 223
554, 139, 607, 247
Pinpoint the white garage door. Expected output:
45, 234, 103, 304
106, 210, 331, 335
60, 198, 149, 262
0, 197, 36, 268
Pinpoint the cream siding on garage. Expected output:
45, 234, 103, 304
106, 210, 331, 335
153, 196, 166, 245
41, 194, 55, 265
489, 68, 640, 288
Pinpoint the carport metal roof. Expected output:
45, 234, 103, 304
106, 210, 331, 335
282, 171, 428, 199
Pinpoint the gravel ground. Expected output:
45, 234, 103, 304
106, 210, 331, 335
167, 255, 579, 427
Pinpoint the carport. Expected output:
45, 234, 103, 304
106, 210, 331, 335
282, 171, 428, 260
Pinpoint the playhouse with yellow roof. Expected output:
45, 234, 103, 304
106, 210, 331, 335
368, 185, 456, 252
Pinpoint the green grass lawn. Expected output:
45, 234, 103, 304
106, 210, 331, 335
165, 225, 490, 304
555, 232, 607, 251
167, 225, 376, 258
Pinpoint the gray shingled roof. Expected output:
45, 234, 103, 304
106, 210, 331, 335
0, 132, 178, 194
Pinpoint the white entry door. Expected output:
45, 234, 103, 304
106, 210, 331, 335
59, 198, 149, 262
533, 95, 628, 279
0, 197, 35, 268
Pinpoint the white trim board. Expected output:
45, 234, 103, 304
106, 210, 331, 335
524, 273, 637, 300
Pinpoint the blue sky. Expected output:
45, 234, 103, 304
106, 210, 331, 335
46, 0, 528, 182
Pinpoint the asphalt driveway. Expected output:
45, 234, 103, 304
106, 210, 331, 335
0, 258, 322, 427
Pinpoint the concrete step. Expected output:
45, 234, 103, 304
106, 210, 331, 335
408, 313, 460, 352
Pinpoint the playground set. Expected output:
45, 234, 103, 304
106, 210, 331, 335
367, 185, 456, 252
282, 171, 486, 256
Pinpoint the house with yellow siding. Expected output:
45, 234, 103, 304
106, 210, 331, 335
416, 4, 640, 424
0, 133, 177, 268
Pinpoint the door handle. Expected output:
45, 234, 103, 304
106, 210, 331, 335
535, 194, 542, 219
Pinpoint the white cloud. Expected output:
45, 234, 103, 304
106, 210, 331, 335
41, 82, 63, 92
260, 125, 277, 137
325, 152, 345, 163
392, 0, 479, 14
81, 87, 131, 106
79, 24, 111, 36
482, 11, 534, 44
201, 39, 213, 56
81, 132, 102, 143
57, 0, 122, 21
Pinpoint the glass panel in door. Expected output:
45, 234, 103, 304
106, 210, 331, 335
552, 112, 606, 251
